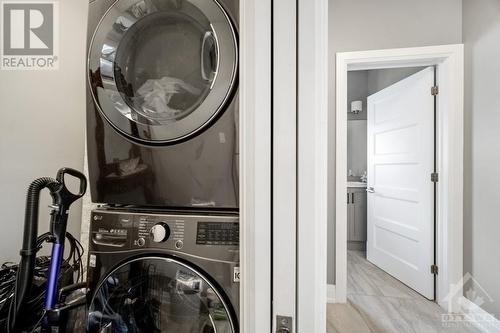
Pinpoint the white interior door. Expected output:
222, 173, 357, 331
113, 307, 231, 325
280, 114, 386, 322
366, 66, 435, 299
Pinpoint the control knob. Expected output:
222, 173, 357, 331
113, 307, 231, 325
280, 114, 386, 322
150, 222, 170, 243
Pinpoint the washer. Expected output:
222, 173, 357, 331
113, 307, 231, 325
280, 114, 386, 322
86, 208, 239, 332
86, 0, 239, 209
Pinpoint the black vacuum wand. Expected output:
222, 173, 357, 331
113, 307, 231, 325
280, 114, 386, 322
8, 167, 86, 332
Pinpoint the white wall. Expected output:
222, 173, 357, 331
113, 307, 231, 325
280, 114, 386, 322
327, 0, 463, 284
0, 0, 88, 262
463, 0, 500, 317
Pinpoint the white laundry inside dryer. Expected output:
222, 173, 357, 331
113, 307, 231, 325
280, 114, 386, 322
135, 76, 202, 120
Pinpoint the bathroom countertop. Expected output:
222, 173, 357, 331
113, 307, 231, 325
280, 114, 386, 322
347, 181, 367, 188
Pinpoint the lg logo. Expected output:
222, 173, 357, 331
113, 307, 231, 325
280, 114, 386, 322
1, 1, 58, 69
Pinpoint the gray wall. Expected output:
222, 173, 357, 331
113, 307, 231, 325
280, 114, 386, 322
463, 0, 500, 317
366, 67, 425, 96
0, 1, 88, 262
347, 67, 424, 121
327, 0, 463, 284
347, 120, 367, 179
347, 71, 368, 121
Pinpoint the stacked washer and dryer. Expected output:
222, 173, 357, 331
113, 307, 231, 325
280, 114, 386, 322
85, 0, 240, 331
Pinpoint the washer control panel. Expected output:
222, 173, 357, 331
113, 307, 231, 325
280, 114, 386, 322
136, 216, 184, 248
196, 222, 239, 245
90, 209, 239, 262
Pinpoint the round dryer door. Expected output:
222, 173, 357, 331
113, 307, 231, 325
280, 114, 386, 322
88, 0, 238, 144
87, 257, 237, 332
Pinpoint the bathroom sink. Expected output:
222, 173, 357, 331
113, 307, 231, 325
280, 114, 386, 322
347, 181, 367, 188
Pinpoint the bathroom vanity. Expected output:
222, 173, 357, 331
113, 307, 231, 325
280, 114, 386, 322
347, 182, 367, 250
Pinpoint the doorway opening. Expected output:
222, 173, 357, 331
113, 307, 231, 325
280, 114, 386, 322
346, 66, 437, 298
330, 45, 464, 316
329, 66, 447, 331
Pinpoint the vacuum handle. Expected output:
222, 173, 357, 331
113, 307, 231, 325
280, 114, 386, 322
56, 167, 87, 200
50, 168, 87, 244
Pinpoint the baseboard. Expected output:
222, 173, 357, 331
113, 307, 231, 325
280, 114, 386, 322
327, 284, 336, 303
347, 241, 366, 251
455, 297, 500, 333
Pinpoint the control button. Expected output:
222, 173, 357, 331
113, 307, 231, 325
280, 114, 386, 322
150, 223, 170, 243
175, 240, 184, 249
137, 238, 145, 247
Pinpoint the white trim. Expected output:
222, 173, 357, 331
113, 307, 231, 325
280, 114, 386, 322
327, 284, 337, 303
335, 55, 348, 304
334, 44, 464, 311
239, 0, 272, 332
272, 0, 297, 331
296, 0, 328, 331
457, 298, 500, 333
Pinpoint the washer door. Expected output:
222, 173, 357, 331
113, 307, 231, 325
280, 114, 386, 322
88, 257, 237, 333
88, 0, 237, 144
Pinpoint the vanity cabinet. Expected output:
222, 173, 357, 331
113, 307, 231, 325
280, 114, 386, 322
347, 187, 367, 242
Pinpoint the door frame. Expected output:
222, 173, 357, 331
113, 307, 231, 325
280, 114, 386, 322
296, 0, 329, 332
333, 45, 464, 312
240, 0, 329, 330
272, 0, 297, 331
239, 0, 272, 332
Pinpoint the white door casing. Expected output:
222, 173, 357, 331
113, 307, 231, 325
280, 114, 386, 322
366, 67, 435, 299
240, 0, 328, 330
335, 45, 464, 312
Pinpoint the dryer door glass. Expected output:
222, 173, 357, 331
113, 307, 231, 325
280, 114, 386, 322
87, 257, 237, 333
88, 0, 237, 144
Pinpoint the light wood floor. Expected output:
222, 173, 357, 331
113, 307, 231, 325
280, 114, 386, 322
327, 251, 479, 333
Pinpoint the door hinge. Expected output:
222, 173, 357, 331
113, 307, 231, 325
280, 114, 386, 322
431, 86, 439, 96
276, 315, 293, 333
431, 265, 439, 275
431, 172, 439, 183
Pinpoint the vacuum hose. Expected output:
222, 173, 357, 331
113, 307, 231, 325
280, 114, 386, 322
9, 177, 60, 332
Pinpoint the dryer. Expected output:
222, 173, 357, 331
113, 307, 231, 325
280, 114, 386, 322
86, 208, 239, 332
86, 0, 239, 209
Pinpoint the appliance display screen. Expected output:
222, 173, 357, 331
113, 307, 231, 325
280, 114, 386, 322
196, 222, 239, 245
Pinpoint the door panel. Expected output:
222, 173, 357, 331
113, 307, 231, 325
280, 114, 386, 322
272, 0, 297, 331
366, 67, 435, 299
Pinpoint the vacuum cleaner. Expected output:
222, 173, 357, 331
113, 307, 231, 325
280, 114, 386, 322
6, 167, 87, 332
